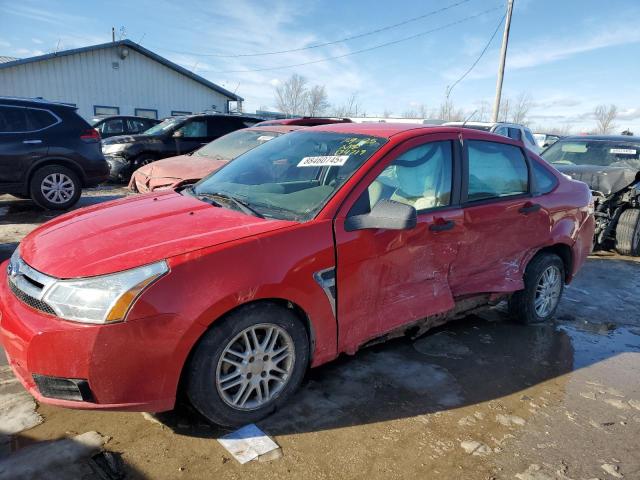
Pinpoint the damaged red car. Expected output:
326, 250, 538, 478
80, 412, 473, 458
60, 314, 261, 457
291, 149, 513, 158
0, 124, 594, 427
129, 125, 304, 193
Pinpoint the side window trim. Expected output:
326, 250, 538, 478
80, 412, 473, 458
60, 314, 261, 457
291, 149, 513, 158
0, 104, 61, 134
461, 138, 533, 205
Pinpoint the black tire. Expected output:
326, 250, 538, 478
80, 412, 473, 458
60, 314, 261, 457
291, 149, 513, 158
29, 165, 81, 210
508, 253, 565, 324
134, 154, 156, 168
186, 303, 309, 427
615, 208, 640, 256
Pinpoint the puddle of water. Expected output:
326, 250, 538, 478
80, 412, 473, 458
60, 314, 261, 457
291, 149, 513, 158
557, 323, 640, 370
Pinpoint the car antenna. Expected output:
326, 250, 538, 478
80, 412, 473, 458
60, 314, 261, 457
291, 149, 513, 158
461, 110, 477, 128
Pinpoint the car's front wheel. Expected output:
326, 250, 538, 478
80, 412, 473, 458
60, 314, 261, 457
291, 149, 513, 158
30, 165, 81, 210
186, 303, 309, 427
615, 208, 640, 256
508, 253, 565, 324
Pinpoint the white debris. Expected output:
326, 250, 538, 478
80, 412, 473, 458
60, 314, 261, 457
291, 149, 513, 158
217, 424, 280, 464
515, 464, 554, 480
460, 440, 491, 456
601, 463, 624, 478
496, 414, 526, 427
0, 431, 106, 480
0, 391, 43, 437
604, 398, 629, 410
628, 399, 640, 411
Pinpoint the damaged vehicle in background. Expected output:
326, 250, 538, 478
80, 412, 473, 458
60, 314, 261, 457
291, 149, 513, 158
542, 135, 640, 256
129, 126, 303, 193
0, 124, 594, 427
102, 113, 261, 182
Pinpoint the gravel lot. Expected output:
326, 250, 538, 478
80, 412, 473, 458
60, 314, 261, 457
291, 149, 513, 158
1, 188, 639, 479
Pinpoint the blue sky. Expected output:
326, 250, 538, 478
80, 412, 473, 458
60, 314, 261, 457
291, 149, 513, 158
1, 0, 639, 133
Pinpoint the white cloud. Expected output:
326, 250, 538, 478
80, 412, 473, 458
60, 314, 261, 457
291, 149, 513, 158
0, 39, 10, 48
151, 0, 371, 114
31, 38, 43, 44
0, 4, 87, 26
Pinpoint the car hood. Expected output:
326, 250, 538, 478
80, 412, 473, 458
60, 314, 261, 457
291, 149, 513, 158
19, 192, 295, 278
554, 164, 638, 195
136, 154, 229, 181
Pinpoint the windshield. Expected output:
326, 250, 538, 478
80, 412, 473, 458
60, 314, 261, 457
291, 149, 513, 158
542, 139, 640, 168
195, 129, 283, 160
143, 117, 185, 136
193, 130, 387, 221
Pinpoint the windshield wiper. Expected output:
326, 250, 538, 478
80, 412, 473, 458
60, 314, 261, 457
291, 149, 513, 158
200, 192, 264, 218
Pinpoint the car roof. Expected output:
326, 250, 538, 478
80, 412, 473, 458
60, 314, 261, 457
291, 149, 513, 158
0, 96, 76, 109
563, 135, 640, 142
92, 115, 159, 121
247, 125, 306, 134
301, 122, 466, 139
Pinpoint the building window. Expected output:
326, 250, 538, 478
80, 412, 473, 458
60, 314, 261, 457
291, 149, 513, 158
171, 110, 191, 116
135, 108, 158, 119
94, 105, 119, 116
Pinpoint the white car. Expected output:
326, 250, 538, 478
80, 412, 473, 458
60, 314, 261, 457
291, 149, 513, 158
444, 121, 541, 154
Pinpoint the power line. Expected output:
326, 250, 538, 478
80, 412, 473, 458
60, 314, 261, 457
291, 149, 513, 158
192, 6, 502, 74
446, 10, 506, 98
154, 0, 474, 58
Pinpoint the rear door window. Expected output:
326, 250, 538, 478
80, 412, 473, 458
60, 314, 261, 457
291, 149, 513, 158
0, 106, 29, 133
27, 108, 58, 130
531, 159, 558, 194
466, 140, 529, 201
127, 118, 148, 133
207, 117, 242, 137
507, 127, 522, 141
103, 119, 125, 135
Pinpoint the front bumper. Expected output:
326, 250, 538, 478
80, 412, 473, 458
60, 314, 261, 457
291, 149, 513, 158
105, 155, 131, 182
128, 172, 183, 193
0, 263, 177, 412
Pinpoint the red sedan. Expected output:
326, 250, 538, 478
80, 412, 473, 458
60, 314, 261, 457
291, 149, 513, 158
0, 124, 594, 427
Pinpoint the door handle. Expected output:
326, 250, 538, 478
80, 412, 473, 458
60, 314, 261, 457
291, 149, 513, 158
23, 139, 42, 144
429, 219, 455, 232
519, 202, 541, 215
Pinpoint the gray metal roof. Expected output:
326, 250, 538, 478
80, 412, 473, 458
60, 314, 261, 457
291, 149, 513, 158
0, 56, 19, 64
0, 40, 242, 101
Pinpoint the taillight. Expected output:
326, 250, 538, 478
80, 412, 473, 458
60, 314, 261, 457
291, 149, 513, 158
80, 128, 101, 142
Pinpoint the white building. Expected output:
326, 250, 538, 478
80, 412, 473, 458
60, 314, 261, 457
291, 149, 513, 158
0, 40, 243, 120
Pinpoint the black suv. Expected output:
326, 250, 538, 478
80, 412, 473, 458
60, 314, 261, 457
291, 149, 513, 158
0, 97, 109, 210
102, 113, 261, 181
91, 115, 160, 139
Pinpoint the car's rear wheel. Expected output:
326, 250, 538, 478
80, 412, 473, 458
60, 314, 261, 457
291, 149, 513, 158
135, 154, 155, 167
186, 303, 309, 427
30, 165, 81, 210
615, 208, 640, 256
508, 253, 564, 324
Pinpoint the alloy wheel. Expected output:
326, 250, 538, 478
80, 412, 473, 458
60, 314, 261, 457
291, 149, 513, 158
534, 265, 562, 317
216, 323, 295, 411
40, 173, 75, 204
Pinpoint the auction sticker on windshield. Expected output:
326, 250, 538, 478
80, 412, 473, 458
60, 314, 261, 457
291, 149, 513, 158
610, 148, 637, 155
298, 155, 349, 167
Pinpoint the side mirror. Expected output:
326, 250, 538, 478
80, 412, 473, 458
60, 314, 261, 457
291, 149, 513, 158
172, 130, 184, 139
344, 199, 417, 232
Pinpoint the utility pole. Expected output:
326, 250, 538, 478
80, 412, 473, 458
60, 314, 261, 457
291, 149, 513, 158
112, 27, 115, 43
491, 0, 514, 122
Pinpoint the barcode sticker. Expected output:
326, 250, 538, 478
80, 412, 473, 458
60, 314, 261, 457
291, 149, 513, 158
297, 155, 349, 167
610, 148, 636, 155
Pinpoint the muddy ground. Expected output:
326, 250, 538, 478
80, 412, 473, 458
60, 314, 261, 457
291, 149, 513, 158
1, 188, 639, 479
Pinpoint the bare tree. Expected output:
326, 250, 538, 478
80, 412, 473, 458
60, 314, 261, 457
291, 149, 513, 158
594, 104, 618, 134
305, 85, 330, 116
332, 93, 361, 117
274, 74, 308, 116
402, 109, 419, 118
382, 109, 393, 118
437, 99, 465, 122
510, 93, 533, 124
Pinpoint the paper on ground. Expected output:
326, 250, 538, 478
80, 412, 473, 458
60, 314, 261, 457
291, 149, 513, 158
217, 424, 280, 464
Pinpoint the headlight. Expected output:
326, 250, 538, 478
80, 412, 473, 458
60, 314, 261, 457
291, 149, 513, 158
42, 261, 168, 324
102, 143, 129, 155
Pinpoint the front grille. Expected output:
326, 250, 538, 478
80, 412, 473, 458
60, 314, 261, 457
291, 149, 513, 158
8, 278, 56, 315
